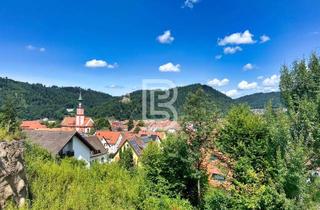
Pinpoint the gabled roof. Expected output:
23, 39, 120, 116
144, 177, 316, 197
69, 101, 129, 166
61, 117, 94, 127
95, 131, 121, 145
116, 135, 159, 157
24, 130, 96, 155
61, 117, 76, 126
21, 120, 47, 130
128, 138, 143, 156
85, 136, 107, 155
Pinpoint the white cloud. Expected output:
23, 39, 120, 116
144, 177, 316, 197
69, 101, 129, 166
26, 45, 36, 50
262, 74, 280, 87
183, 0, 199, 8
223, 46, 242, 54
225, 89, 238, 97
238, 80, 257, 90
159, 62, 181, 72
157, 30, 174, 44
215, 55, 222, 60
257, 76, 264, 80
260, 35, 270, 43
26, 44, 45, 52
207, 78, 229, 87
106, 63, 118, 69
243, 63, 254, 71
106, 84, 123, 89
85, 59, 117, 68
218, 30, 256, 46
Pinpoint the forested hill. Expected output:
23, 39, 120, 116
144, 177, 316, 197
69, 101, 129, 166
234, 92, 281, 108
0, 77, 281, 120
0, 77, 113, 119
93, 84, 234, 120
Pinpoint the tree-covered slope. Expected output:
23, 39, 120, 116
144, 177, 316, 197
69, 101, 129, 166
0, 77, 281, 120
234, 92, 281, 108
0, 77, 113, 120
93, 84, 233, 120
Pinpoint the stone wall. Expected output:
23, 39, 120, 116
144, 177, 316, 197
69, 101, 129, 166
0, 141, 28, 209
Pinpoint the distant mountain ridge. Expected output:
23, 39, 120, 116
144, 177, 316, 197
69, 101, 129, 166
234, 92, 281, 109
0, 77, 281, 120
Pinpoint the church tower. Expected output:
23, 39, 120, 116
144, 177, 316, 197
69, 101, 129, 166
76, 92, 85, 128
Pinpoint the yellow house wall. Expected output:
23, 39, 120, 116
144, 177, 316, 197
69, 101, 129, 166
112, 141, 140, 165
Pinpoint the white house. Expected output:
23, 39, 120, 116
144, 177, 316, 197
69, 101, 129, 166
95, 131, 123, 154
25, 130, 106, 166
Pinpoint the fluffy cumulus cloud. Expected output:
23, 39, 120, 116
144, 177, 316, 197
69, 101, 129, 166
243, 63, 254, 71
157, 30, 174, 44
260, 35, 271, 43
207, 78, 229, 87
262, 74, 280, 87
238, 80, 258, 90
183, 0, 199, 8
26, 44, 45, 52
218, 30, 256, 46
223, 46, 242, 54
159, 62, 181, 72
225, 89, 238, 97
85, 59, 118, 68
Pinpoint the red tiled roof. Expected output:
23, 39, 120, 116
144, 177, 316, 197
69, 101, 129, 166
95, 131, 121, 145
61, 117, 93, 127
210, 167, 221, 175
36, 127, 76, 132
61, 117, 75, 126
21, 120, 47, 130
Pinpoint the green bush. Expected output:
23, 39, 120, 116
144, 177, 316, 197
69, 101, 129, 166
17, 142, 192, 210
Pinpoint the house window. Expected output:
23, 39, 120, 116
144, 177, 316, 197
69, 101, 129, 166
211, 174, 225, 182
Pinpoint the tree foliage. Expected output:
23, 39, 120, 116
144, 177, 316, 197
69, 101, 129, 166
0, 95, 22, 140
119, 146, 135, 171
94, 117, 111, 130
127, 118, 134, 131
16, 142, 193, 210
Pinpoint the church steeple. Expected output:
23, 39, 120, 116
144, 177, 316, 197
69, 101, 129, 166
78, 91, 83, 102
78, 91, 83, 108
76, 91, 85, 127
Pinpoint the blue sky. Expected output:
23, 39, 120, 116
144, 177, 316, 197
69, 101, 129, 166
0, 0, 320, 97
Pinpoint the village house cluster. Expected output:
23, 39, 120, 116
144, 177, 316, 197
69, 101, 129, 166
20, 93, 230, 187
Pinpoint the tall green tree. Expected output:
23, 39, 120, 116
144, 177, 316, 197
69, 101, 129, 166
182, 88, 219, 205
141, 135, 198, 204
280, 53, 320, 168
127, 118, 134, 131
215, 105, 291, 209
119, 147, 135, 171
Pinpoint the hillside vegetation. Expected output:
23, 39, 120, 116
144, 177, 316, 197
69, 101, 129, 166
234, 92, 281, 108
0, 77, 281, 120
0, 77, 112, 120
